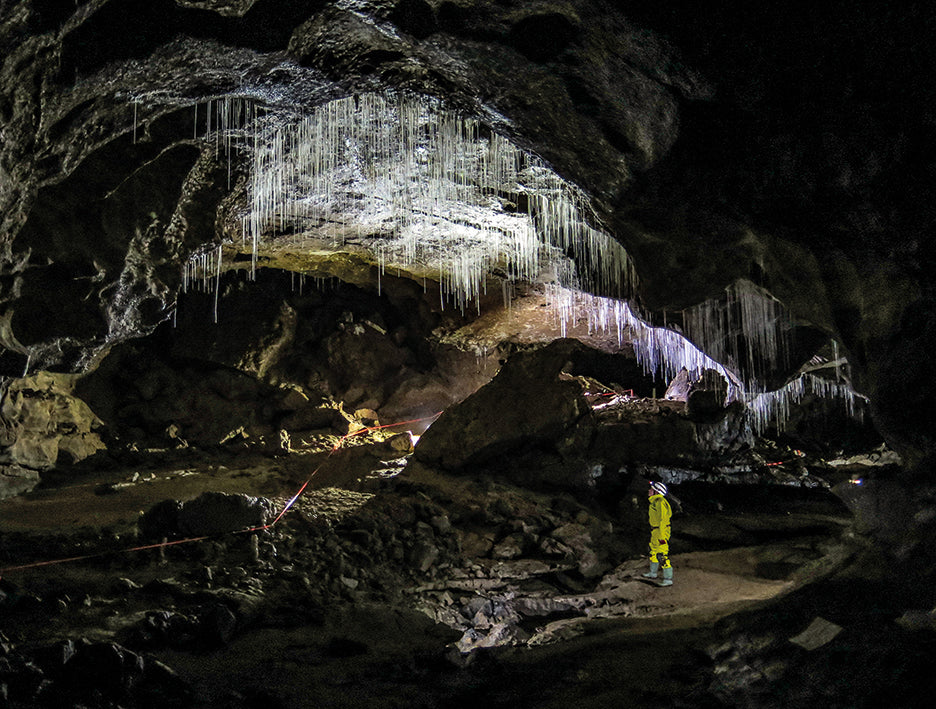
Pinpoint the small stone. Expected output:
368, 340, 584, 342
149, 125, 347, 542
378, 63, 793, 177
115, 577, 142, 591
429, 514, 452, 534
407, 541, 440, 572
492, 534, 525, 560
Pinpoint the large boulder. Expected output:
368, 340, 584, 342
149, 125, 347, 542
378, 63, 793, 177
0, 371, 105, 471
177, 491, 273, 537
139, 491, 274, 539
415, 340, 593, 470
589, 397, 752, 471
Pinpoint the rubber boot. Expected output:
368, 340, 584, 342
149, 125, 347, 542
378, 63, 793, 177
658, 566, 673, 587
642, 561, 659, 579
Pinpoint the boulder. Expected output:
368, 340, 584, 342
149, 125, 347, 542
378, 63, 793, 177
177, 492, 273, 537
415, 340, 592, 470
687, 369, 730, 422
140, 492, 273, 538
0, 372, 105, 471
664, 368, 694, 401
590, 397, 752, 471
0, 464, 40, 499
665, 367, 730, 422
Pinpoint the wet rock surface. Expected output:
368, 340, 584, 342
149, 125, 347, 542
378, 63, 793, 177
0, 0, 933, 467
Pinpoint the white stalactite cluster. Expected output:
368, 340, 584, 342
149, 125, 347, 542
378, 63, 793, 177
241, 92, 636, 310
182, 245, 223, 323
546, 286, 865, 433
746, 373, 866, 434
546, 285, 742, 394
176, 91, 864, 433
681, 279, 791, 391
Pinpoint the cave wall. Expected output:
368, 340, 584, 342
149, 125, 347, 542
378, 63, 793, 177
0, 1, 934, 469
70, 268, 502, 452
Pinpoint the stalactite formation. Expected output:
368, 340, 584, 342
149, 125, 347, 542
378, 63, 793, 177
746, 373, 867, 434
243, 92, 636, 308
176, 91, 864, 434
681, 279, 792, 391
547, 286, 865, 433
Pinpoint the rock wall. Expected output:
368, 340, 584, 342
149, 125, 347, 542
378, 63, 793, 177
0, 371, 104, 478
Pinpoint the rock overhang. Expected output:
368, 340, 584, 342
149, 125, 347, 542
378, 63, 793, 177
1, 0, 933, 464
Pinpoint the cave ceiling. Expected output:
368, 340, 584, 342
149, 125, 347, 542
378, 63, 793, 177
1, 0, 934, 464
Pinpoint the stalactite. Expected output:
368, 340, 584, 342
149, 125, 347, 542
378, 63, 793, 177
236, 92, 636, 305
544, 286, 866, 432
182, 245, 223, 296
172, 90, 865, 433
682, 279, 791, 391
545, 285, 743, 401
213, 245, 222, 323
746, 373, 867, 434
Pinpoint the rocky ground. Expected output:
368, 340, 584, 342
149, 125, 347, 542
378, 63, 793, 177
2, 335, 921, 708
0, 424, 871, 708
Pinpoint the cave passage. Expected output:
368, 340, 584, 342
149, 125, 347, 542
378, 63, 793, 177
3, 1, 935, 706
0, 286, 874, 706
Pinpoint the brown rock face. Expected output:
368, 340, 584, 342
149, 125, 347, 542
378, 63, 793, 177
415, 339, 592, 470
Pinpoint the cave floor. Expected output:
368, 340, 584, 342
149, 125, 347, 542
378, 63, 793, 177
0, 447, 858, 707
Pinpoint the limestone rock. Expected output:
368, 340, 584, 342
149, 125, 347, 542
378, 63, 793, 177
140, 492, 273, 538
664, 367, 731, 422
177, 492, 273, 537
0, 372, 105, 470
0, 464, 40, 499
415, 340, 592, 470
550, 523, 605, 578
384, 432, 416, 456
664, 368, 695, 401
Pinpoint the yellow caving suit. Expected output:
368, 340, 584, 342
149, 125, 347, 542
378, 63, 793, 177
648, 493, 672, 569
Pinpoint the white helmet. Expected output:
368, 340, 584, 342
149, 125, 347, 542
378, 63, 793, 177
649, 481, 668, 496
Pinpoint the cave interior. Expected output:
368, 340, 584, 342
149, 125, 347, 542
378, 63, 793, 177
2, 1, 936, 707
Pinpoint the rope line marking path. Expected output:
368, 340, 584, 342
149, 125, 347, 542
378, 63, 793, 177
0, 412, 442, 581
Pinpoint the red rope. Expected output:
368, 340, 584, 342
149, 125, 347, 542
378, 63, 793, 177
0, 412, 442, 581
589, 389, 634, 399
267, 411, 442, 526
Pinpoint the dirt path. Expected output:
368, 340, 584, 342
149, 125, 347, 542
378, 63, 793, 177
606, 553, 795, 616
0, 454, 297, 533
